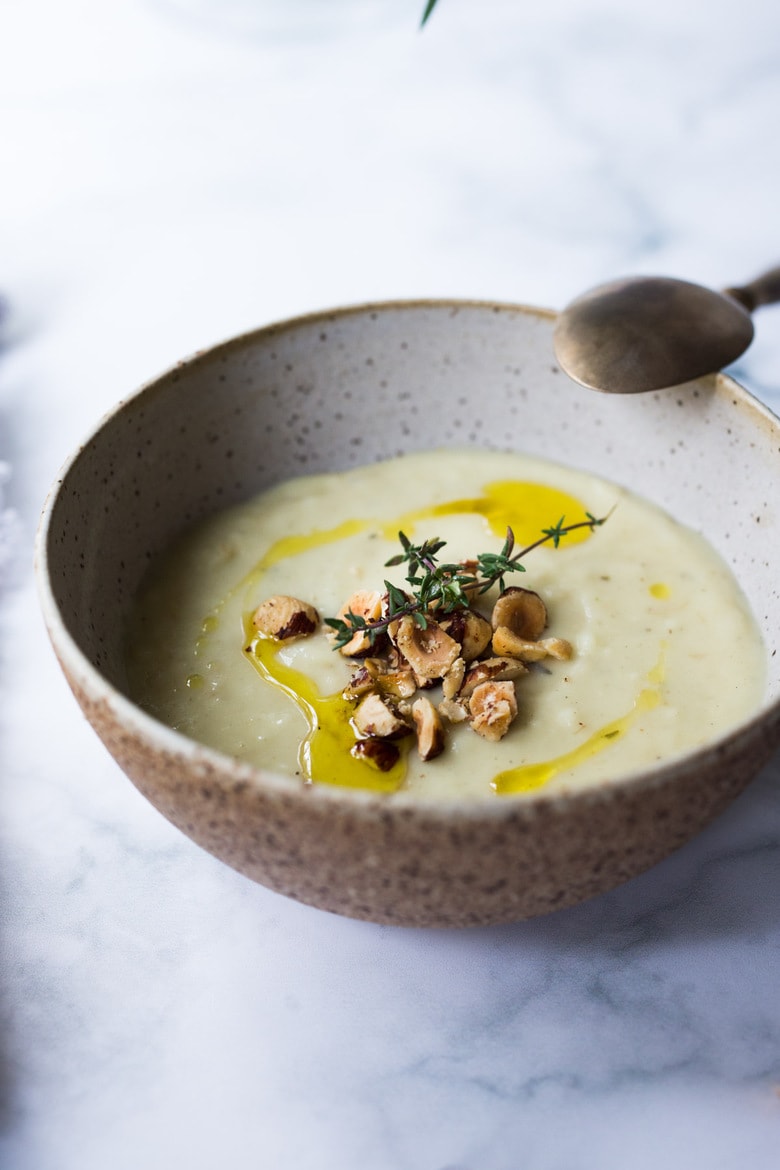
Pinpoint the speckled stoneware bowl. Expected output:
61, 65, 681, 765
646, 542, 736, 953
37, 300, 780, 927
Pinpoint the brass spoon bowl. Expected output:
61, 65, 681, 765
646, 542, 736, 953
554, 266, 780, 394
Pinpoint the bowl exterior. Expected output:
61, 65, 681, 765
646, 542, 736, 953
55, 666, 780, 927
38, 299, 780, 926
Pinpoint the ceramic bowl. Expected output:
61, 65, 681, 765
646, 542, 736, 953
36, 300, 780, 927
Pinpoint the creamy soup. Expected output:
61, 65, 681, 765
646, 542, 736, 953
125, 449, 765, 801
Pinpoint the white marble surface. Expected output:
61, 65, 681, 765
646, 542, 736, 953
2, 1, 780, 1166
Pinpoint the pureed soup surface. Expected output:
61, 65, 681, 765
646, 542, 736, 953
126, 449, 765, 801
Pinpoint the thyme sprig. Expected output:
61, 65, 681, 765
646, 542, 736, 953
325, 511, 609, 650
420, 0, 440, 27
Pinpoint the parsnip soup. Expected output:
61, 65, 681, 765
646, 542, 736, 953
125, 450, 765, 800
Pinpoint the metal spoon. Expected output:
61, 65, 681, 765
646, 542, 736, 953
553, 265, 780, 393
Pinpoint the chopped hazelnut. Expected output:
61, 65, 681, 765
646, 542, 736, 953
412, 696, 445, 761
458, 657, 527, 699
252, 595, 319, 641
492, 626, 548, 661
351, 738, 400, 771
442, 656, 466, 700
492, 627, 573, 662
539, 636, 573, 661
440, 608, 493, 662
365, 657, 418, 699
352, 692, 411, 740
468, 680, 518, 742
437, 697, 469, 724
393, 614, 460, 681
491, 587, 547, 641
342, 665, 375, 700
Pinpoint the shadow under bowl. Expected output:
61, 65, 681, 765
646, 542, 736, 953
36, 300, 780, 927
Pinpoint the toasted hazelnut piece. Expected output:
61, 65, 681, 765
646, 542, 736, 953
351, 738, 400, 772
364, 658, 418, 700
461, 610, 494, 660
252, 595, 319, 641
468, 680, 518, 742
352, 693, 411, 740
437, 697, 469, 724
384, 644, 406, 672
394, 614, 460, 681
492, 626, 548, 661
440, 608, 493, 662
412, 696, 446, 761
342, 665, 375, 700
335, 590, 384, 657
539, 636, 573, 661
442, 656, 466, 701
459, 657, 527, 699
492, 627, 574, 662
491, 587, 547, 641
389, 672, 421, 699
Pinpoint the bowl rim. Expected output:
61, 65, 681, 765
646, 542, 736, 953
35, 296, 780, 820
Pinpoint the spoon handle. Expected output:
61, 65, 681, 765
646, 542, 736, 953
724, 265, 780, 312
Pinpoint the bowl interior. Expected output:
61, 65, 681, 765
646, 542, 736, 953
42, 300, 780, 716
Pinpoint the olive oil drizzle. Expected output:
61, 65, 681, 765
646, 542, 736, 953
244, 622, 406, 793
492, 646, 667, 794
390, 479, 595, 545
